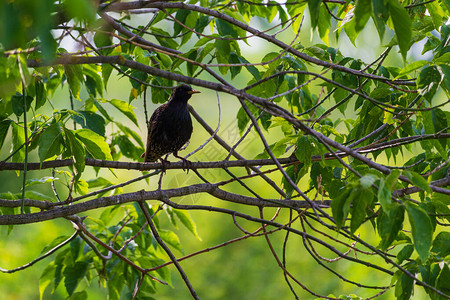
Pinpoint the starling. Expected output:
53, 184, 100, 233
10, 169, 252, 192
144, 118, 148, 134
143, 84, 200, 168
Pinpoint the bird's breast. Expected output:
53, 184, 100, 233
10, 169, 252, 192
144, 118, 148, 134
164, 104, 191, 123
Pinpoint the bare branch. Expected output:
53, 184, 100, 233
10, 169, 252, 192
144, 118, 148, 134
0, 230, 79, 273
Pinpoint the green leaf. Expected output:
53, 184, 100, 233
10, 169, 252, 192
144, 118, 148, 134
422, 34, 440, 55
0, 119, 12, 151
331, 187, 353, 230
431, 108, 448, 154
94, 30, 113, 51
425, 2, 446, 30
295, 136, 314, 167
90, 98, 112, 121
215, 39, 231, 75
173, 209, 201, 240
434, 52, 450, 65
307, 0, 321, 29
194, 37, 211, 48
436, 264, 450, 295
174, 9, 191, 36
159, 230, 183, 254
221, 10, 247, 39
64, 64, 83, 100
102, 64, 113, 88
72, 111, 106, 137
63, 261, 89, 296
69, 291, 88, 300
165, 206, 177, 228
403, 170, 431, 194
150, 79, 171, 104
378, 204, 405, 250
75, 129, 112, 160
343, 18, 358, 46
319, 124, 342, 137
236, 106, 250, 134
417, 66, 442, 100
378, 178, 392, 213
395, 270, 414, 300
40, 235, 71, 255
195, 15, 211, 33
438, 64, 450, 94
156, 52, 173, 69
281, 164, 307, 198
137, 256, 171, 287
238, 55, 261, 81
317, 6, 331, 41
350, 189, 373, 234
109, 99, 138, 126
70, 236, 82, 260
128, 70, 148, 92
87, 177, 112, 189
396, 60, 429, 78
432, 193, 450, 205
152, 27, 179, 49
277, 4, 288, 24
359, 174, 376, 189
386, 169, 401, 190
83, 65, 104, 97
12, 122, 25, 163
25, 176, 59, 187
64, 128, 86, 175
107, 277, 123, 300
38, 123, 64, 162
216, 18, 238, 37
35, 80, 46, 110
53, 251, 67, 293
116, 135, 141, 159
39, 263, 55, 300
388, 0, 412, 59
11, 93, 33, 117
228, 52, 242, 79
431, 231, 450, 258
406, 203, 433, 262
116, 122, 144, 148
0, 96, 13, 120
396, 244, 414, 264
354, 0, 372, 33
371, 0, 388, 39
63, 0, 96, 23
18, 191, 52, 202
75, 179, 89, 195
286, 2, 306, 32
181, 50, 195, 77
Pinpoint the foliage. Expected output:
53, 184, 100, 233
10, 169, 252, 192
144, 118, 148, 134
0, 0, 449, 299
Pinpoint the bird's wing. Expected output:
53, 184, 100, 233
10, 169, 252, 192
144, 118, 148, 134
148, 104, 165, 136
142, 103, 167, 160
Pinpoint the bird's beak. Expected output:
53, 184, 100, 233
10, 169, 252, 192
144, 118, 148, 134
188, 90, 201, 94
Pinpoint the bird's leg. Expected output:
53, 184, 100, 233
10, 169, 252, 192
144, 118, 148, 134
157, 155, 171, 189
173, 152, 191, 173
157, 171, 164, 190
158, 155, 171, 174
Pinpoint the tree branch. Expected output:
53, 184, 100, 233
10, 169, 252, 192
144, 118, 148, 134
0, 184, 331, 225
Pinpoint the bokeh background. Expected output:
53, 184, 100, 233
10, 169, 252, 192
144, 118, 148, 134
0, 7, 434, 299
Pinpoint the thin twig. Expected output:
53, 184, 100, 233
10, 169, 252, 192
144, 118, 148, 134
138, 201, 199, 299
0, 231, 79, 273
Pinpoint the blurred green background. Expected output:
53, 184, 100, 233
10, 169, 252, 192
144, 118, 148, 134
0, 11, 431, 299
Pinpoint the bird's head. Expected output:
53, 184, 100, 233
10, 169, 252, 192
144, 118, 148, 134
171, 84, 201, 103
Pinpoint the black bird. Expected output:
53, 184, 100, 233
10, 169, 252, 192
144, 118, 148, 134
143, 84, 200, 168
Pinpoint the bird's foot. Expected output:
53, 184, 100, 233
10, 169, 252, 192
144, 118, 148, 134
159, 158, 171, 174
174, 153, 191, 174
